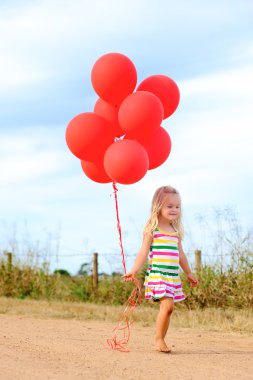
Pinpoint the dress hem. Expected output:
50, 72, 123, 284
145, 294, 185, 303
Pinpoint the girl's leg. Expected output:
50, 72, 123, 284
155, 297, 174, 352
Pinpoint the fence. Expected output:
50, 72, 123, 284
1, 250, 202, 290
1, 206, 252, 280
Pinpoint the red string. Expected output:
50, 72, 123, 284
107, 277, 142, 352
107, 182, 143, 352
112, 182, 126, 274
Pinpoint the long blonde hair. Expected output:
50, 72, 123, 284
144, 186, 184, 239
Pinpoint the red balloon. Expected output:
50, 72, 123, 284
91, 53, 137, 106
104, 139, 149, 185
137, 75, 180, 119
81, 160, 111, 184
118, 91, 164, 139
65, 112, 114, 161
139, 127, 172, 170
94, 98, 124, 137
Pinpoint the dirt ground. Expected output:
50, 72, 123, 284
0, 314, 252, 380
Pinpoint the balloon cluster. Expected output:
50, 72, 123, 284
65, 53, 180, 185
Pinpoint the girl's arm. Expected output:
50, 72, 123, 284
178, 239, 198, 287
123, 233, 152, 281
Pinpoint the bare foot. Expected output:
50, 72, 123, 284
155, 337, 171, 353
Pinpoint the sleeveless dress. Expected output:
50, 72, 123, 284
144, 228, 185, 302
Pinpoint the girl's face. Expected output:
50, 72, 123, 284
159, 193, 181, 223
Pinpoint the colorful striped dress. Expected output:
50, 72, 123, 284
144, 228, 185, 302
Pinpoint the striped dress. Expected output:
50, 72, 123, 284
144, 228, 185, 302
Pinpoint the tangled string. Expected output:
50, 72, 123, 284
107, 277, 142, 352
107, 183, 143, 352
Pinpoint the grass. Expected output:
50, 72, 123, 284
0, 296, 252, 334
1, 262, 252, 309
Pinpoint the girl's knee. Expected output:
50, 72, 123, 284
167, 305, 174, 315
160, 298, 174, 314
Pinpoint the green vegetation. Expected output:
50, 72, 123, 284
0, 256, 252, 308
181, 267, 252, 309
0, 260, 133, 304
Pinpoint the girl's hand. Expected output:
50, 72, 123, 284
122, 272, 136, 282
187, 273, 198, 287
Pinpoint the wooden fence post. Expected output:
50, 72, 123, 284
93, 252, 98, 289
194, 249, 202, 272
5, 251, 12, 272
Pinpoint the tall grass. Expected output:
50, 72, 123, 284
0, 258, 252, 309
0, 261, 134, 304
181, 266, 253, 309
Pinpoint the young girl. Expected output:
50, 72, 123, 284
123, 185, 198, 353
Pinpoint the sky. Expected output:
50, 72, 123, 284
0, 0, 253, 275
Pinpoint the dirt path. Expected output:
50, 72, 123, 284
0, 314, 252, 380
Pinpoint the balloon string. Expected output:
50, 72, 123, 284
107, 277, 142, 352
107, 182, 143, 352
112, 182, 126, 274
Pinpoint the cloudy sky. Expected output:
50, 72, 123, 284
0, 0, 252, 274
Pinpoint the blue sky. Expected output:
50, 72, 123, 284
0, 0, 253, 274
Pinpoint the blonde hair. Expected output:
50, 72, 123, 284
144, 186, 184, 239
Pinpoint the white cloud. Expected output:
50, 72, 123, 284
179, 64, 253, 101
0, 53, 52, 89
0, 0, 145, 86
0, 132, 69, 183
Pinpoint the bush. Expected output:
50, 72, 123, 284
0, 256, 252, 308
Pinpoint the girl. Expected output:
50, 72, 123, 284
123, 186, 198, 353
